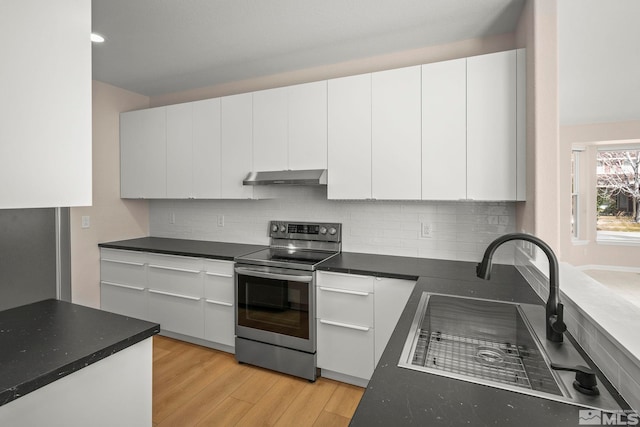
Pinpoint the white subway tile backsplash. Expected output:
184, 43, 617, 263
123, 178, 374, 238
149, 189, 516, 262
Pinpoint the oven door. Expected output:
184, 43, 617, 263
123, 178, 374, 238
235, 264, 316, 353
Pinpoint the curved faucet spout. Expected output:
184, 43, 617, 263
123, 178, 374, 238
476, 233, 566, 343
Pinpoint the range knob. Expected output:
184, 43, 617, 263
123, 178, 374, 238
279, 225, 286, 233
271, 224, 279, 232
319, 227, 327, 235
328, 227, 337, 236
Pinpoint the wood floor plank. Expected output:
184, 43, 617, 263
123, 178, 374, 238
312, 410, 351, 427
157, 362, 254, 427
230, 367, 280, 404
235, 375, 307, 427
273, 378, 339, 427
195, 397, 253, 426
152, 338, 363, 426
323, 382, 365, 418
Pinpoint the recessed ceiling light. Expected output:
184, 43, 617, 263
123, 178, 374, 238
91, 33, 105, 43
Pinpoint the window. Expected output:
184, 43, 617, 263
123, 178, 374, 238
596, 148, 640, 243
571, 149, 582, 239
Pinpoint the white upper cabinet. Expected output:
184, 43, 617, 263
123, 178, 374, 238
221, 93, 254, 199
288, 81, 328, 170
327, 74, 372, 200
422, 58, 467, 200
467, 50, 517, 201
516, 49, 527, 201
121, 107, 167, 199
166, 103, 193, 198
0, 0, 91, 208
192, 98, 222, 199
371, 66, 422, 200
253, 81, 328, 171
253, 87, 288, 171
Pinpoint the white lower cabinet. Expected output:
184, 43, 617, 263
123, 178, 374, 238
203, 259, 235, 347
316, 271, 415, 385
100, 249, 148, 320
99, 249, 235, 350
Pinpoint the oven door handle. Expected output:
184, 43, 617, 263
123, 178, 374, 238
235, 266, 313, 283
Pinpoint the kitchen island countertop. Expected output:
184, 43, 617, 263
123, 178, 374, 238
0, 299, 159, 407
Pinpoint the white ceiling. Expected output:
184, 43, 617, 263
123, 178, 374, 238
558, 0, 640, 126
91, 0, 525, 96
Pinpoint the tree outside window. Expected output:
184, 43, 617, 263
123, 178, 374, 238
596, 149, 640, 236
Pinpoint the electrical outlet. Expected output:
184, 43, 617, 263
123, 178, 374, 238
421, 222, 433, 238
217, 214, 224, 227
81, 216, 90, 229
169, 212, 175, 224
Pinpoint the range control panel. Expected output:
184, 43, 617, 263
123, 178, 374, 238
269, 221, 341, 242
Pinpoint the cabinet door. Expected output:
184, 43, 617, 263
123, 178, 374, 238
221, 93, 254, 199
166, 103, 193, 198
288, 81, 328, 170
203, 260, 235, 347
193, 98, 222, 199
422, 59, 467, 200
516, 49, 527, 201
148, 291, 204, 338
374, 278, 415, 365
317, 320, 374, 380
327, 74, 372, 199
467, 50, 517, 200
120, 107, 167, 198
372, 66, 422, 200
253, 87, 288, 171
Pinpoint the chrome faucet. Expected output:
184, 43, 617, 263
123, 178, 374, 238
476, 233, 567, 343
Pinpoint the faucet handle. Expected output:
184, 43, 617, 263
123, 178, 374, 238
550, 303, 567, 334
550, 362, 599, 396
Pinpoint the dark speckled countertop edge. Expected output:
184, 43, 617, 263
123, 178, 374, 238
0, 299, 160, 408
0, 325, 159, 407
98, 237, 266, 261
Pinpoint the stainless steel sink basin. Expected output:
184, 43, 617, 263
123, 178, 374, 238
398, 293, 623, 411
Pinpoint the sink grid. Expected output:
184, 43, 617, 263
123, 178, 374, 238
412, 330, 533, 389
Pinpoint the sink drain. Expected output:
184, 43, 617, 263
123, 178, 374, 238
475, 346, 507, 367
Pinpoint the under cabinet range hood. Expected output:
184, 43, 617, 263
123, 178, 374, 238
243, 169, 327, 186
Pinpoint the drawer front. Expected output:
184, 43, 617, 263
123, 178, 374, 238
148, 291, 204, 338
317, 319, 374, 380
100, 281, 147, 320
203, 259, 234, 276
203, 260, 234, 302
204, 301, 235, 347
317, 285, 373, 327
204, 274, 234, 303
316, 271, 374, 293
147, 254, 203, 297
100, 249, 146, 287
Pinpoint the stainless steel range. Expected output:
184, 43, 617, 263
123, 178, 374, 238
234, 220, 341, 381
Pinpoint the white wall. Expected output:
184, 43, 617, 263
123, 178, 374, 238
150, 187, 516, 263
70, 81, 150, 308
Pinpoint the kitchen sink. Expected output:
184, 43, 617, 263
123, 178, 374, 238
398, 292, 623, 411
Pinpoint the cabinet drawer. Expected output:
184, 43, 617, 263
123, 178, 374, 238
317, 286, 373, 327
203, 259, 234, 276
204, 301, 234, 347
203, 260, 234, 303
316, 271, 374, 293
317, 319, 374, 380
147, 254, 203, 297
100, 281, 147, 320
100, 249, 146, 287
148, 290, 204, 338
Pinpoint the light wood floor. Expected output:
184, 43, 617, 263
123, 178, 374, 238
153, 336, 365, 427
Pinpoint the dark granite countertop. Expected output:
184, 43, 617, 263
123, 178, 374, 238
349, 271, 622, 426
98, 236, 266, 261
0, 299, 159, 407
